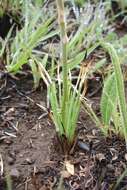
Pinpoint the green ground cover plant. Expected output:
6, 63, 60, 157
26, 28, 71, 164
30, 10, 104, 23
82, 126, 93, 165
1, 0, 127, 189
1, 0, 111, 88
82, 41, 127, 148
4, 1, 58, 88
48, 0, 83, 152
1, 0, 127, 149
101, 43, 127, 144
47, 0, 109, 153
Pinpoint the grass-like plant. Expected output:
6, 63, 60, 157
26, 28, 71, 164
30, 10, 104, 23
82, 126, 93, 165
82, 42, 127, 147
48, 1, 108, 151
48, 0, 84, 152
5, 0, 58, 88
101, 43, 127, 143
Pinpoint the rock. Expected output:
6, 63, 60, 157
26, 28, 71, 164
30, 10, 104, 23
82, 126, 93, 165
3, 138, 13, 145
25, 158, 34, 165
10, 168, 20, 179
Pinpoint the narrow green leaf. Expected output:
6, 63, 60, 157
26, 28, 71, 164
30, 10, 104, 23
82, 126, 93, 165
101, 42, 127, 144
67, 51, 86, 70
29, 58, 41, 88
100, 73, 117, 125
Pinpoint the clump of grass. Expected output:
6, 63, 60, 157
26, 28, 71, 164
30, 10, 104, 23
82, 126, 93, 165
47, 1, 120, 152
48, 0, 85, 153
82, 41, 127, 147
101, 42, 127, 144
6, 0, 58, 88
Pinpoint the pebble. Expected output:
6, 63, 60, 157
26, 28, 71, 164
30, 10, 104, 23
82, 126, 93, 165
25, 158, 34, 164
10, 168, 20, 179
3, 138, 13, 145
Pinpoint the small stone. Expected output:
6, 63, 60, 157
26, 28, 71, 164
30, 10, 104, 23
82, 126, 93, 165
10, 168, 20, 179
41, 133, 44, 137
96, 153, 105, 161
25, 158, 34, 164
19, 154, 23, 158
3, 138, 13, 145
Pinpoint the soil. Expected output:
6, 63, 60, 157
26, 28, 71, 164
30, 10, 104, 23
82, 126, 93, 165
0, 75, 55, 190
0, 74, 127, 190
